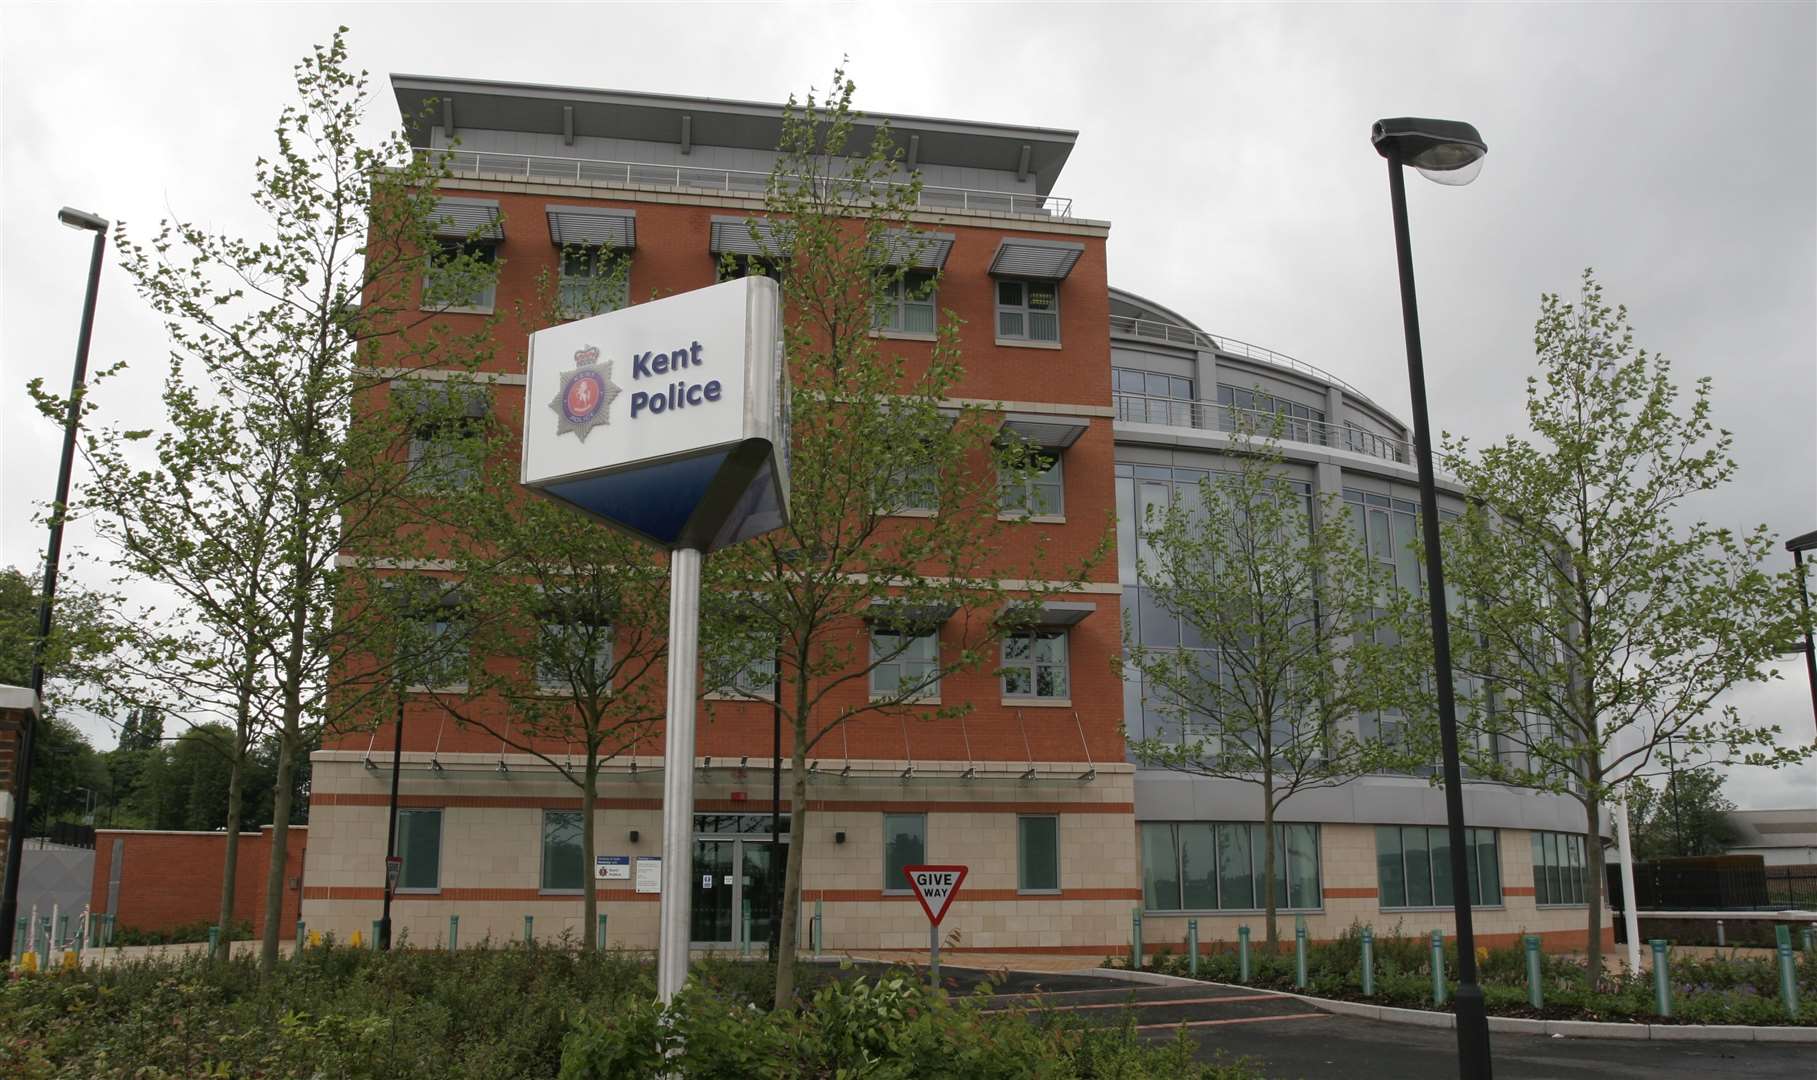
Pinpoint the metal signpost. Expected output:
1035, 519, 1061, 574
903, 865, 967, 992
521, 276, 788, 1005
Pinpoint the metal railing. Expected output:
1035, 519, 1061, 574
1109, 313, 1369, 400
417, 148, 1072, 219
1112, 392, 1413, 464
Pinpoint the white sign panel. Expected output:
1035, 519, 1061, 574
596, 855, 630, 881
903, 864, 969, 926
635, 856, 662, 894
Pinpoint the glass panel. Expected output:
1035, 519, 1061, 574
1180, 824, 1217, 909
541, 811, 584, 891
1544, 833, 1563, 903
1026, 283, 1057, 310
1393, 512, 1420, 588
1376, 826, 1405, 908
1476, 829, 1501, 905
903, 301, 935, 334
1142, 823, 1180, 910
882, 813, 925, 891
1116, 478, 1137, 579
1288, 825, 1319, 909
691, 839, 734, 943
1431, 826, 1454, 907
997, 280, 1023, 306
1217, 823, 1253, 909
1028, 311, 1059, 342
998, 310, 1023, 338
1404, 827, 1433, 906
1568, 835, 1585, 904
397, 809, 441, 891
1019, 816, 1060, 892
742, 842, 776, 950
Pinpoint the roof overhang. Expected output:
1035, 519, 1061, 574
998, 412, 1089, 450
863, 599, 958, 630
1000, 600, 1095, 628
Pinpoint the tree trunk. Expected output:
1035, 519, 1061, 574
1583, 796, 1605, 985
216, 745, 244, 956
1262, 800, 1279, 949
258, 724, 297, 971
581, 756, 598, 952
772, 726, 809, 1009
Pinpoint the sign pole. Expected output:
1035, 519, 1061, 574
929, 922, 939, 992
657, 546, 703, 1004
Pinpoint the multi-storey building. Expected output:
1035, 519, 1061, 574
298, 76, 1609, 956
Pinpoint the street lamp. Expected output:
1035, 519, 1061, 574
1787, 531, 1817, 732
0, 207, 110, 962
1372, 118, 1492, 1080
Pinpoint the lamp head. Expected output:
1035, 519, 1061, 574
58, 207, 109, 233
1372, 118, 1487, 186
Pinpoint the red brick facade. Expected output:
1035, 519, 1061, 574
89, 825, 307, 937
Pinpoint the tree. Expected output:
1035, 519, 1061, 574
707, 70, 1106, 1008
1624, 765, 1739, 861
76, 28, 497, 970
0, 566, 118, 697
1122, 428, 1414, 947
1414, 270, 1812, 978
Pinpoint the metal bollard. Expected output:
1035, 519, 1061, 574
1524, 935, 1543, 1009
741, 899, 752, 959
1803, 926, 1815, 956
13, 916, 26, 959
1716, 919, 1725, 948
1187, 918, 1199, 977
1130, 909, 1143, 970
1650, 939, 1672, 1017
371, 920, 382, 950
523, 915, 534, 947
103, 914, 114, 948
1774, 924, 1791, 952
1238, 925, 1251, 982
598, 913, 608, 952
294, 921, 305, 958
1294, 917, 1308, 989
208, 925, 221, 961
448, 914, 459, 951
1361, 927, 1375, 997
56, 913, 68, 950
1430, 930, 1446, 1006
812, 898, 823, 957
1777, 939, 1800, 1019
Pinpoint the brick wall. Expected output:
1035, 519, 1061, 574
90, 825, 308, 937
0, 711, 20, 858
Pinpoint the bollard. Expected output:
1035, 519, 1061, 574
208, 925, 221, 961
449, 914, 459, 951
1803, 926, 1814, 956
1430, 931, 1446, 1006
1187, 918, 1199, 977
39, 922, 52, 970
1361, 927, 1375, 996
55, 912, 67, 951
371, 920, 382, 950
1294, 917, 1308, 989
1716, 919, 1725, 948
597, 913, 608, 952
1130, 908, 1143, 971
294, 921, 306, 958
1650, 939, 1672, 1017
1524, 935, 1544, 1009
13, 916, 26, 959
741, 899, 753, 959
1777, 940, 1800, 1019
88, 914, 100, 950
1238, 925, 1251, 982
812, 898, 823, 957
524, 915, 534, 947
1774, 924, 1792, 952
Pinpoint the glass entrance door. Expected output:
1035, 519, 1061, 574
690, 839, 735, 945
692, 814, 789, 950
742, 841, 776, 951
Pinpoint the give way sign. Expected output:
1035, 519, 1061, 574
903, 865, 968, 925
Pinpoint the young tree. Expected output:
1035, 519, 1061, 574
1122, 428, 1413, 947
708, 71, 1106, 1008
1418, 270, 1811, 977
78, 28, 498, 970
1624, 765, 1739, 860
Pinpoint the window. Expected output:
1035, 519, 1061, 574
870, 628, 939, 700
1002, 629, 1069, 700
395, 809, 442, 892
882, 813, 925, 893
404, 383, 488, 491
1113, 368, 1195, 426
1343, 421, 1408, 464
1018, 816, 1060, 892
709, 640, 776, 701
717, 254, 784, 283
996, 279, 1059, 343
1531, 830, 1588, 905
423, 238, 498, 311
875, 270, 936, 335
1377, 826, 1502, 908
537, 617, 612, 692
874, 448, 938, 515
558, 248, 630, 317
1141, 822, 1321, 911
1215, 385, 1326, 443
999, 448, 1064, 516
541, 810, 585, 892
397, 588, 468, 690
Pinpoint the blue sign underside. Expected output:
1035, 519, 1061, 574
547, 450, 731, 546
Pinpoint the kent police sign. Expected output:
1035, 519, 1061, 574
521, 277, 788, 551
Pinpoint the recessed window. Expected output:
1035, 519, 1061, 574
1141, 822, 1321, 911
707, 629, 776, 701
537, 618, 612, 692
403, 383, 488, 492
541, 810, 585, 892
1018, 816, 1060, 892
1531, 830, 1587, 906
999, 449, 1064, 516
882, 813, 925, 893
397, 587, 468, 691
870, 628, 939, 699
876, 270, 937, 334
395, 809, 442, 892
423, 238, 499, 311
1377, 826, 1502, 908
558, 248, 630, 317
996, 280, 1059, 343
1002, 629, 1069, 700
717, 254, 784, 283
874, 449, 938, 515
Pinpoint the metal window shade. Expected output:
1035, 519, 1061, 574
430, 197, 504, 241
999, 600, 1095, 627
988, 237, 1084, 281
998, 413, 1089, 449
546, 205, 637, 249
876, 229, 955, 270
862, 599, 958, 630
709, 215, 784, 258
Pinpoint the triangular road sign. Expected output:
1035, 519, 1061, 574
903, 864, 968, 926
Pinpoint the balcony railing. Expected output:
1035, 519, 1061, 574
1113, 392, 1413, 464
417, 147, 1072, 219
1109, 313, 1368, 400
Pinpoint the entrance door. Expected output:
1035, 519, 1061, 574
692, 814, 790, 950
690, 839, 735, 945
742, 841, 776, 951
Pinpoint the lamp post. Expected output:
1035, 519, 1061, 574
1787, 530, 1817, 732
1371, 118, 1492, 1080
0, 207, 110, 963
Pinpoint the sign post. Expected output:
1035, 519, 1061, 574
904, 864, 967, 992
522, 277, 788, 1004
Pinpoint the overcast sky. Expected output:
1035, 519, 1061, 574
3, 2, 1813, 808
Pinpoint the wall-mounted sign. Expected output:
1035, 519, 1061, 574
596, 855, 631, 881
635, 856, 662, 894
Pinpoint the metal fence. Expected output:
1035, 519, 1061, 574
1112, 392, 1414, 464
1608, 860, 1817, 912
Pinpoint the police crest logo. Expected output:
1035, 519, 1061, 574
550, 344, 622, 441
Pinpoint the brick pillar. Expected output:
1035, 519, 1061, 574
0, 710, 21, 858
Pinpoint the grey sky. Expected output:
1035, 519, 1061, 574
4, 2, 1813, 806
